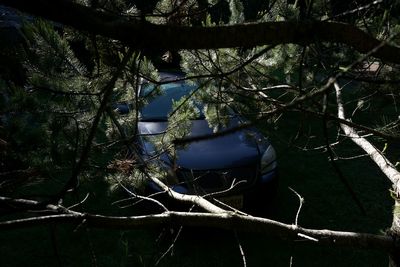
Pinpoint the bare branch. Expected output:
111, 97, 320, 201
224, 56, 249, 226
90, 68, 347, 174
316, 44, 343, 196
234, 231, 247, 267
155, 226, 183, 266
288, 187, 304, 226
334, 82, 400, 192
0, 211, 395, 252
148, 176, 226, 213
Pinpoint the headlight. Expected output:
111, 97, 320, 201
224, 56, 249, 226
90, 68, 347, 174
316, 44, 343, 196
260, 145, 277, 174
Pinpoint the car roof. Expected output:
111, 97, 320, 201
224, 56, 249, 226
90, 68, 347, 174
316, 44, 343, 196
158, 71, 185, 82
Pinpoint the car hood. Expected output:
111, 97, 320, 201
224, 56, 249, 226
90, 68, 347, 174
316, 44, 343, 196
138, 118, 269, 170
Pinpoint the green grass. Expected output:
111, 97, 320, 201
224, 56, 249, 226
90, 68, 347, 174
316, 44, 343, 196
0, 110, 394, 266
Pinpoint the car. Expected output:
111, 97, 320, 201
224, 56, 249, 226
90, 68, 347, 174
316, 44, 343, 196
117, 72, 278, 216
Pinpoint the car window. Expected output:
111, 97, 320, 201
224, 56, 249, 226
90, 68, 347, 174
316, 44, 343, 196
140, 82, 198, 121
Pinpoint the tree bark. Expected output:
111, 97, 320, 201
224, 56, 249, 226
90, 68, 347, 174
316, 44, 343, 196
0, 210, 395, 252
334, 82, 400, 266
1, 0, 400, 63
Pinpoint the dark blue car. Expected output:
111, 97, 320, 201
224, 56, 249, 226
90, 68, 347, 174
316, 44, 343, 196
117, 72, 278, 215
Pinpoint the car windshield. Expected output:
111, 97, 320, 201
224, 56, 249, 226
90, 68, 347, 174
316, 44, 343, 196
140, 82, 202, 121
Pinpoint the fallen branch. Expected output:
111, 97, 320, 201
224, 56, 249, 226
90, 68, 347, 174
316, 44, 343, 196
0, 210, 395, 252
334, 82, 400, 192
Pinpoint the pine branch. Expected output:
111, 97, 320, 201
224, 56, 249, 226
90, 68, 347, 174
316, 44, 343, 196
2, 0, 400, 63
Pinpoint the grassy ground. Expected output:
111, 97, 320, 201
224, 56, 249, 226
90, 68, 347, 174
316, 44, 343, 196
0, 111, 394, 266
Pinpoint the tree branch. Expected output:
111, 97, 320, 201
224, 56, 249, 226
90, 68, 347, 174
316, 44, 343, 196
51, 49, 134, 201
334, 82, 400, 192
0, 210, 395, 252
1, 0, 400, 63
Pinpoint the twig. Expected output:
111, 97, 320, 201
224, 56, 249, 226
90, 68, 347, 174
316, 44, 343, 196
297, 233, 318, 242
288, 187, 304, 226
154, 226, 183, 266
322, 0, 384, 21
155, 206, 198, 266
234, 231, 247, 267
67, 193, 90, 210
115, 178, 169, 212
288, 187, 304, 267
